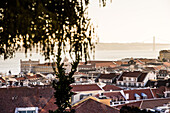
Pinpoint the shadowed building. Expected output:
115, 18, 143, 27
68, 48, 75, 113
159, 50, 170, 62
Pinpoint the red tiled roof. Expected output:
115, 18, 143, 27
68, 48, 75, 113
116, 101, 142, 110
78, 64, 95, 68
99, 73, 118, 79
163, 62, 170, 67
116, 98, 170, 110
15, 77, 26, 81
134, 59, 144, 65
151, 86, 166, 98
95, 91, 124, 99
26, 75, 37, 79
138, 59, 156, 63
137, 73, 147, 82
87, 61, 114, 64
102, 85, 122, 91
113, 61, 122, 66
122, 71, 142, 77
124, 89, 154, 100
144, 67, 156, 71
0, 87, 54, 113
118, 71, 147, 82
118, 71, 142, 81
154, 66, 164, 71
71, 84, 102, 92
41, 96, 120, 113
95, 62, 116, 68
40, 96, 57, 113
35, 74, 43, 78
74, 98, 119, 113
26, 74, 43, 79
140, 98, 170, 109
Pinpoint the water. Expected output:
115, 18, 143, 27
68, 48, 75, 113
0, 53, 45, 75
0, 50, 160, 75
95, 50, 159, 60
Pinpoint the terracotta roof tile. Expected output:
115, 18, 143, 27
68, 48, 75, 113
118, 71, 142, 81
124, 89, 154, 100
41, 96, 120, 113
39, 96, 57, 113
95, 62, 116, 68
78, 64, 95, 68
137, 73, 147, 82
163, 62, 170, 67
0, 87, 54, 113
71, 84, 102, 92
15, 77, 26, 81
87, 61, 114, 64
95, 91, 124, 99
116, 101, 142, 110
74, 98, 119, 113
151, 87, 166, 98
113, 61, 122, 66
116, 98, 170, 110
102, 85, 122, 91
140, 98, 170, 109
99, 73, 118, 79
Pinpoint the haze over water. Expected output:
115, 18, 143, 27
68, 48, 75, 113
0, 43, 170, 75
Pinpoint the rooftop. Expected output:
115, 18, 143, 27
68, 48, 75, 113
71, 84, 102, 92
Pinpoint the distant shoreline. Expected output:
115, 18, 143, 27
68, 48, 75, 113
96, 43, 170, 51
98, 42, 170, 44
14, 42, 170, 53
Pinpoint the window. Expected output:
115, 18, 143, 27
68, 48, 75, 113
123, 78, 126, 81
134, 83, 136, 86
129, 78, 131, 81
114, 102, 119, 105
18, 111, 35, 113
139, 83, 141, 87
15, 107, 38, 113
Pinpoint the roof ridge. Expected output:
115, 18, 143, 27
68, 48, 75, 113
139, 100, 143, 108
40, 95, 54, 112
149, 88, 155, 98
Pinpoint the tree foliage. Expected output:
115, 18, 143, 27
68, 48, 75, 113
0, 0, 96, 60
120, 106, 155, 113
0, 0, 108, 113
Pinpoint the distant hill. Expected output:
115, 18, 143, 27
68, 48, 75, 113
96, 43, 170, 51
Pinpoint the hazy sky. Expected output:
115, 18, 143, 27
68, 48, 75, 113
88, 0, 170, 43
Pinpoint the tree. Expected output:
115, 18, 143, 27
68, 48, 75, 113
120, 105, 155, 113
0, 0, 107, 113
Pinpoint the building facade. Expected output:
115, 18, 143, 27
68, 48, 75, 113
20, 59, 40, 73
117, 71, 156, 87
159, 50, 170, 61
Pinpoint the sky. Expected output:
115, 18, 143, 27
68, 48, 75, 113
88, 0, 170, 43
